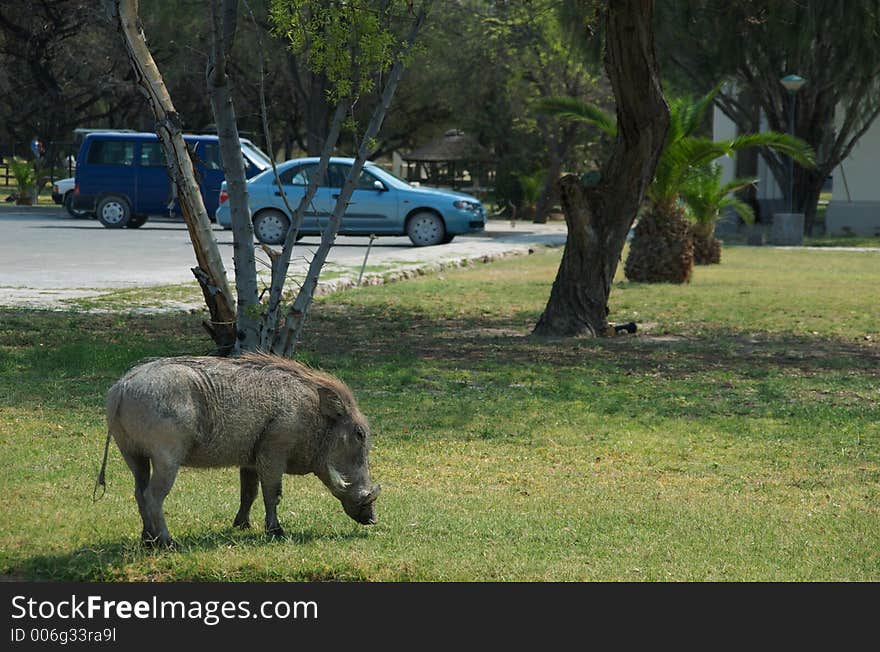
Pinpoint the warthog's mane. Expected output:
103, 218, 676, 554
233, 352, 358, 410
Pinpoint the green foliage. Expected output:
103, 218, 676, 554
533, 95, 617, 138
537, 87, 815, 212
270, 0, 406, 102
680, 165, 756, 230
513, 170, 545, 206
8, 156, 39, 200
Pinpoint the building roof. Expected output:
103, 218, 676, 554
403, 129, 491, 163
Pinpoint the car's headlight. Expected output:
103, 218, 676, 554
453, 199, 480, 211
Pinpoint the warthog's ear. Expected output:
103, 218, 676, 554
318, 386, 346, 420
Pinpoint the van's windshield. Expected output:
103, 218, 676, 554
242, 141, 271, 170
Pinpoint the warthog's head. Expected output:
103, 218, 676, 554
316, 386, 381, 525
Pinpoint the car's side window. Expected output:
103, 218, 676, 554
139, 142, 165, 168
357, 169, 382, 190
87, 140, 136, 166
327, 164, 382, 190
279, 163, 325, 186
199, 142, 224, 170
327, 164, 350, 189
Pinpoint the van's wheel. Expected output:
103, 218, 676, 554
253, 209, 290, 245
63, 192, 91, 218
407, 211, 446, 246
97, 195, 132, 228
128, 215, 149, 229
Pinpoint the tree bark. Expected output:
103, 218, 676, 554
533, 0, 669, 337
114, 0, 236, 352
207, 0, 260, 353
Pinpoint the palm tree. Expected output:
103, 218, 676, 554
535, 88, 815, 282
680, 165, 756, 264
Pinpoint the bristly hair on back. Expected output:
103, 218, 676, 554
235, 352, 358, 408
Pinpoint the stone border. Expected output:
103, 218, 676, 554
313, 245, 544, 296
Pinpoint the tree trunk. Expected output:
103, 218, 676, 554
114, 0, 236, 353
272, 7, 428, 356
533, 0, 669, 337
207, 0, 260, 353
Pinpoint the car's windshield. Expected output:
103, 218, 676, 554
242, 141, 272, 169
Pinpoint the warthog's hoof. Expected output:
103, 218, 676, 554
142, 531, 177, 550
232, 515, 251, 530
266, 526, 285, 539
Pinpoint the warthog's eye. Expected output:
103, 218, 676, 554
354, 425, 366, 441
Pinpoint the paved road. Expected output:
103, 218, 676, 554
0, 205, 567, 308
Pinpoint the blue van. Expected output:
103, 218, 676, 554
72, 131, 270, 228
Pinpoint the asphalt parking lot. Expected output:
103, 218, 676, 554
0, 205, 567, 308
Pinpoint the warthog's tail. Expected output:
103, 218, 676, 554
93, 430, 112, 502
94, 382, 123, 502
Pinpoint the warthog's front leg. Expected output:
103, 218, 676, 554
256, 456, 285, 538
233, 467, 259, 529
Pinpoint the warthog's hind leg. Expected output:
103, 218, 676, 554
233, 467, 259, 529
142, 454, 180, 548
122, 451, 152, 543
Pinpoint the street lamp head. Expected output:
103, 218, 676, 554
781, 74, 806, 93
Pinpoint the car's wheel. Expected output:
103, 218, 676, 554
63, 192, 91, 218
127, 214, 149, 229
253, 209, 290, 245
406, 211, 446, 247
442, 234, 456, 244
96, 195, 132, 228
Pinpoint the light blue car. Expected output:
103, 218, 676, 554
215, 157, 486, 246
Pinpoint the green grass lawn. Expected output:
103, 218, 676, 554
1, 246, 878, 581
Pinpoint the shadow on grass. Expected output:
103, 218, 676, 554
2, 307, 878, 425
307, 302, 880, 378
9, 527, 369, 581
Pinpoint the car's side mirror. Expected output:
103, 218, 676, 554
373, 179, 387, 192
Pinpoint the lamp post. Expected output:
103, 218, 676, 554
780, 74, 806, 213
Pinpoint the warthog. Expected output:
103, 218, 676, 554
97, 353, 380, 547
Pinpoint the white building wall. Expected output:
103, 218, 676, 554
827, 112, 880, 235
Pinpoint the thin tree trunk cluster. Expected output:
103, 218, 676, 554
114, 0, 429, 356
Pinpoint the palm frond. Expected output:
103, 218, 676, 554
729, 132, 816, 168
532, 96, 617, 137
719, 196, 755, 225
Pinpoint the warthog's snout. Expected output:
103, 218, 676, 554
345, 484, 381, 525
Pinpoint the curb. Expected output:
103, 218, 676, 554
313, 244, 547, 297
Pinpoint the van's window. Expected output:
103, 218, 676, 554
87, 140, 135, 166
140, 142, 165, 167
280, 163, 324, 186
199, 142, 223, 170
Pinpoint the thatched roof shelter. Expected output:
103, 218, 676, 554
403, 129, 491, 163
402, 129, 493, 192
